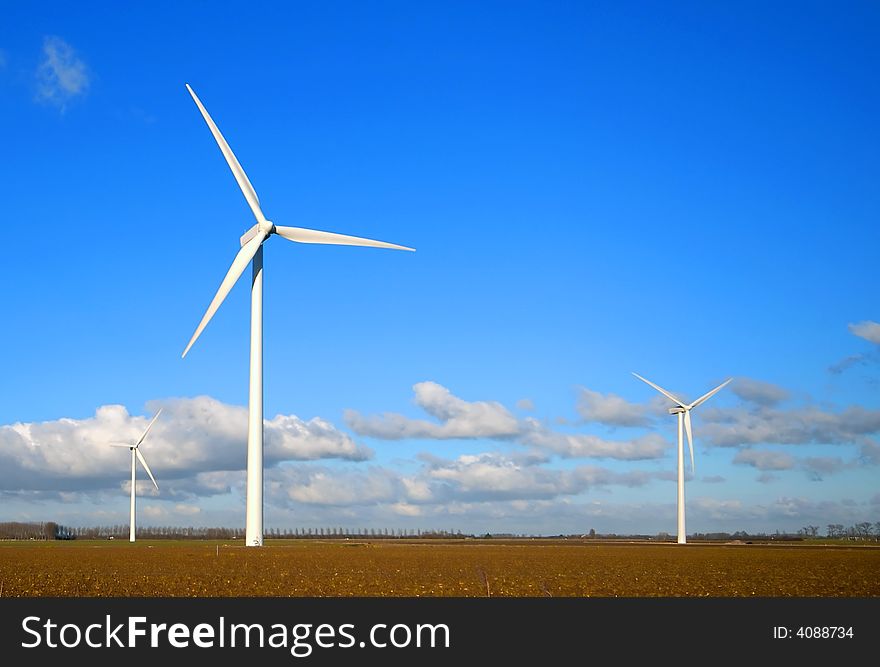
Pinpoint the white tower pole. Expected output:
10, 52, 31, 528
130, 448, 136, 543
246, 245, 264, 547
677, 411, 686, 544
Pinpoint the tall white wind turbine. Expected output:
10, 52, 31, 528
110, 409, 162, 543
181, 84, 415, 547
632, 374, 730, 544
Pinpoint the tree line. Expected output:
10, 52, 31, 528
2, 520, 879, 541
0, 522, 464, 540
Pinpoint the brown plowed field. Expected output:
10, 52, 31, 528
1, 540, 877, 597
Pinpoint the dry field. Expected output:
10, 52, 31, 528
0, 539, 878, 597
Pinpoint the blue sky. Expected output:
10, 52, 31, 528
1, 1, 878, 535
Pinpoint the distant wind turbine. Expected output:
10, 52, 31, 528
110, 409, 161, 543
632, 374, 731, 544
181, 84, 414, 547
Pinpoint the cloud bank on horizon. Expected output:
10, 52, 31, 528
1, 321, 877, 534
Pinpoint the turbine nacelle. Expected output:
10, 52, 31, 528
668, 406, 687, 414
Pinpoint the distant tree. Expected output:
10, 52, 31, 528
589, 528, 596, 538
827, 524, 844, 538
42, 522, 58, 540
855, 522, 873, 539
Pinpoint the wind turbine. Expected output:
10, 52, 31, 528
181, 84, 414, 547
110, 409, 161, 543
632, 373, 730, 544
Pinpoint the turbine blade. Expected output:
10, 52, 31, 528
135, 408, 163, 448
688, 378, 732, 409
185, 84, 265, 224
684, 410, 695, 474
274, 225, 415, 252
631, 372, 687, 407
136, 449, 159, 491
182, 230, 267, 358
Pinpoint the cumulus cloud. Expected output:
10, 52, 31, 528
35, 36, 89, 109
699, 404, 880, 447
730, 378, 790, 407
422, 453, 671, 502
732, 449, 796, 471
756, 473, 779, 484
802, 456, 846, 481
829, 321, 880, 374
347, 382, 668, 461
161, 471, 244, 500
263, 451, 675, 512
345, 381, 519, 440
690, 495, 867, 527
519, 420, 668, 460
576, 388, 650, 427
860, 440, 880, 464
269, 466, 403, 507
849, 321, 880, 345
0, 396, 370, 493
701, 475, 726, 483
732, 449, 854, 481
143, 503, 201, 519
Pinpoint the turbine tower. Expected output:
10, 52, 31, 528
110, 409, 161, 542
181, 84, 414, 547
632, 374, 730, 544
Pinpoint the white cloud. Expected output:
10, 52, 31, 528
699, 404, 880, 447
0, 396, 370, 493
860, 440, 880, 464
801, 456, 846, 481
515, 398, 535, 411
5, 374, 876, 536
36, 36, 89, 110
849, 321, 880, 345
734, 452, 854, 481
519, 419, 668, 460
421, 452, 672, 503
732, 449, 796, 471
269, 466, 402, 507
390, 502, 422, 517
688, 495, 868, 527
142, 503, 200, 519
576, 387, 650, 427
829, 321, 880, 373
730, 378, 790, 407
701, 475, 726, 483
345, 381, 519, 440
347, 382, 668, 460
262, 451, 674, 512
